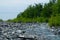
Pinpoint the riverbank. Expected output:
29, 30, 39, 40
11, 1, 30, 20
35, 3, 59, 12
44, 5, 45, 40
0, 22, 60, 40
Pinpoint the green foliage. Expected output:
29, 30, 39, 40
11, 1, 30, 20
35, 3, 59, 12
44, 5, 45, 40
6, 0, 60, 28
48, 0, 60, 28
0, 19, 3, 22
19, 4, 43, 18
41, 2, 53, 18
50, 0, 56, 3
49, 14, 60, 28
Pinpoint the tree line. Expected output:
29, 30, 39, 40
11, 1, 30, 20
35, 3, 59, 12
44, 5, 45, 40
6, 0, 60, 28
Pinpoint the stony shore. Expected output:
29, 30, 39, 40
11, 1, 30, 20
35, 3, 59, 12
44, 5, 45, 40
0, 22, 60, 40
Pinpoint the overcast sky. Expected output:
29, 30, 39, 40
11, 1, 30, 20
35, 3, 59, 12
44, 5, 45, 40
0, 0, 49, 20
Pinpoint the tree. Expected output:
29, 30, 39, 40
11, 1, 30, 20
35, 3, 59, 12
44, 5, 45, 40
0, 19, 3, 22
41, 2, 53, 18
18, 4, 43, 18
49, 14, 60, 28
50, 0, 57, 3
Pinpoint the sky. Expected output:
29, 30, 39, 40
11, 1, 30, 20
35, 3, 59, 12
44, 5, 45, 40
0, 0, 49, 20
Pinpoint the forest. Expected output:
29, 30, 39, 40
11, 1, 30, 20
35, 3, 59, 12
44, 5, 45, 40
3, 0, 60, 28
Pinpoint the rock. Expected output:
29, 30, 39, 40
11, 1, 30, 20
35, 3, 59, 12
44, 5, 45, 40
57, 30, 60, 35
0, 22, 60, 40
16, 30, 22, 33
0, 28, 2, 35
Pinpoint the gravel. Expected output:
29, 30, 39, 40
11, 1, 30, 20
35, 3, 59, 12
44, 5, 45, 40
0, 22, 60, 40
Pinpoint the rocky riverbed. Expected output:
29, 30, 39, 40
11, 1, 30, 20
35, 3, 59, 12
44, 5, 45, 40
0, 22, 60, 40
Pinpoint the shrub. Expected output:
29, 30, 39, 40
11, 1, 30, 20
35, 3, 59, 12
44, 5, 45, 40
49, 14, 60, 28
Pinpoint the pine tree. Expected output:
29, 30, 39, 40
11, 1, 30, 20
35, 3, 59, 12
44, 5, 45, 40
50, 0, 57, 3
